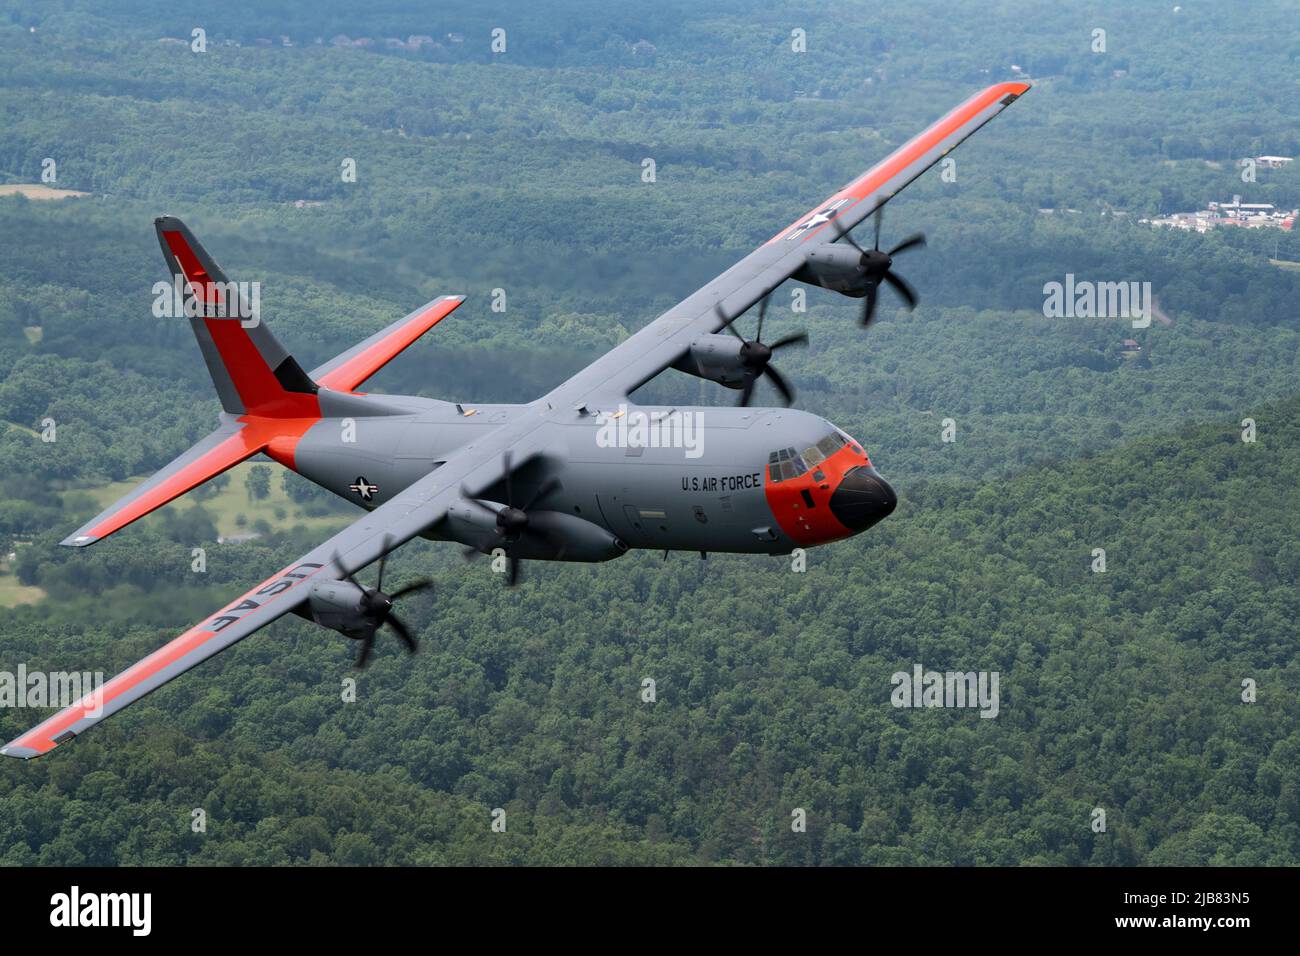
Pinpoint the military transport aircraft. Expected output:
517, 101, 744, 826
2, 81, 1028, 758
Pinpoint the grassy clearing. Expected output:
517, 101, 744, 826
0, 559, 44, 608
74, 461, 354, 538
0, 184, 89, 200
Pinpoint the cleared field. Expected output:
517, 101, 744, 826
0, 184, 89, 200
75, 461, 354, 538
0, 563, 44, 608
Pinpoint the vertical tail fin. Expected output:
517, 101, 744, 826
155, 216, 318, 418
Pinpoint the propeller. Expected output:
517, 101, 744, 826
460, 451, 563, 586
333, 537, 432, 669
834, 207, 925, 327
713, 296, 808, 407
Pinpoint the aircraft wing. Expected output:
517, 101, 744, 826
543, 81, 1029, 406
3, 412, 551, 759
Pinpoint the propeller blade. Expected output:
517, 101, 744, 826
332, 550, 364, 591
872, 207, 883, 251
714, 303, 745, 340
507, 553, 521, 587
460, 486, 500, 517
834, 216, 865, 255
389, 579, 433, 600
738, 373, 757, 408
883, 269, 919, 310
764, 364, 796, 406
520, 476, 562, 512
386, 614, 418, 653
887, 233, 926, 257
355, 633, 375, 669
768, 331, 808, 351
375, 541, 390, 592
502, 451, 514, 508
861, 283, 879, 326
755, 294, 768, 342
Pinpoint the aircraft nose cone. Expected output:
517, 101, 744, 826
828, 466, 896, 532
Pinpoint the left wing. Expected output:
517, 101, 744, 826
3, 411, 550, 759
544, 81, 1029, 406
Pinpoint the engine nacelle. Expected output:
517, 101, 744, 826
670, 333, 747, 388
305, 579, 376, 638
791, 243, 871, 297
515, 511, 629, 562
444, 501, 629, 562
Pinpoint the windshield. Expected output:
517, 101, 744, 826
767, 431, 851, 483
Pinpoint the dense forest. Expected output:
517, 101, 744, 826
0, 0, 1298, 864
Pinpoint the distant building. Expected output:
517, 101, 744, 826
1209, 195, 1276, 220
1256, 155, 1294, 169
1146, 195, 1297, 233
217, 532, 261, 545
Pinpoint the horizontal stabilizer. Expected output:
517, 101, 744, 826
61, 421, 269, 547
311, 295, 464, 393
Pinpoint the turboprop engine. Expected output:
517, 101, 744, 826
443, 452, 628, 586
446, 499, 628, 563
301, 550, 431, 667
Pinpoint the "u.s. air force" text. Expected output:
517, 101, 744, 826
681, 473, 762, 492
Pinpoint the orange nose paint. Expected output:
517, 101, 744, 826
764, 441, 872, 546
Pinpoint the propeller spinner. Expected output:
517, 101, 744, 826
461, 451, 563, 586
835, 207, 926, 327
332, 538, 432, 668
713, 296, 808, 407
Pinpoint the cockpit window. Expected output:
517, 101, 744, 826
769, 431, 851, 483
816, 434, 843, 457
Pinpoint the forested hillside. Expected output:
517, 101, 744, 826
1, 0, 1297, 865
3, 393, 1297, 865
